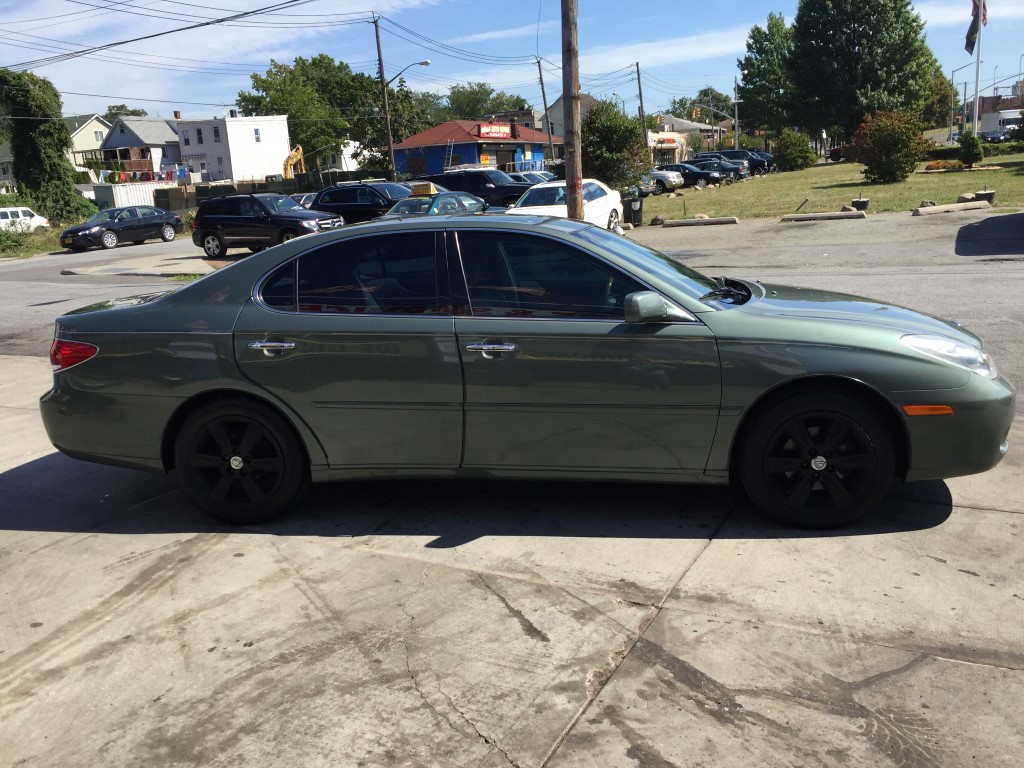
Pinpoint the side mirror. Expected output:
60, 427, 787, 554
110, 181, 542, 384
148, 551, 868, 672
624, 291, 669, 323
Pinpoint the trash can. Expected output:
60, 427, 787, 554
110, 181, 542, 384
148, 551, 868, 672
627, 196, 643, 227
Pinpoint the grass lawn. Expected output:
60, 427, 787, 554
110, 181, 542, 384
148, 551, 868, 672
642, 152, 1024, 221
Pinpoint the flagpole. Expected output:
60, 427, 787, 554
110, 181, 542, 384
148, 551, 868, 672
972, 5, 983, 133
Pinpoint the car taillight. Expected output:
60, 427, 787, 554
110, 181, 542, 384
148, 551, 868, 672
191, 218, 197, 231
50, 339, 98, 371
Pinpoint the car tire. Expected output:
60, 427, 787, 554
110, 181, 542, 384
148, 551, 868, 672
161, 224, 176, 242
202, 232, 225, 259
653, 181, 666, 195
739, 392, 895, 528
173, 398, 309, 525
279, 230, 299, 244
100, 230, 118, 249
695, 179, 707, 189
607, 209, 620, 230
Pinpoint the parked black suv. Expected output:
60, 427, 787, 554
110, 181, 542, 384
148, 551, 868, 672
700, 149, 769, 175
191, 193, 343, 258
309, 180, 415, 223
413, 168, 532, 207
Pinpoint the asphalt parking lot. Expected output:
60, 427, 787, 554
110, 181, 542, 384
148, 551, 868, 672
2, 210, 1023, 767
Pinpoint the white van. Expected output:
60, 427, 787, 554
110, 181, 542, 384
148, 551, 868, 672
0, 207, 50, 232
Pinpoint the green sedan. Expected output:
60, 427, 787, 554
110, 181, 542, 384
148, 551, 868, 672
40, 215, 1014, 527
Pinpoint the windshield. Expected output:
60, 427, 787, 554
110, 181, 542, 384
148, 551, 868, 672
264, 195, 305, 213
375, 183, 413, 200
516, 185, 565, 207
484, 169, 515, 185
86, 210, 116, 223
388, 197, 434, 214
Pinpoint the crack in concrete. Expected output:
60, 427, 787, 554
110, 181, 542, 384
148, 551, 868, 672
477, 574, 550, 644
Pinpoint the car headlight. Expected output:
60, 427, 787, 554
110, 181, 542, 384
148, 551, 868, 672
300, 220, 319, 230
900, 334, 998, 379
86, 226, 102, 234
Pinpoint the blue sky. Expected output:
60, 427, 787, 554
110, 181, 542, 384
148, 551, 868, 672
1, 1, 1023, 120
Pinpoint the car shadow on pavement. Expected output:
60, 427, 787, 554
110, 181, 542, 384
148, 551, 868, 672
955, 211, 1024, 257
0, 452, 952, 541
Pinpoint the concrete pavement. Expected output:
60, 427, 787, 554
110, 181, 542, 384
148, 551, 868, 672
2, 343, 1023, 766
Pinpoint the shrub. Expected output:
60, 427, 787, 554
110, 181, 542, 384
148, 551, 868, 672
924, 159, 964, 171
847, 111, 926, 183
773, 128, 817, 171
958, 130, 984, 168
0, 227, 27, 254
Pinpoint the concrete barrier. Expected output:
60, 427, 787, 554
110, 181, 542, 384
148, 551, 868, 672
912, 200, 991, 216
662, 217, 739, 227
780, 211, 867, 222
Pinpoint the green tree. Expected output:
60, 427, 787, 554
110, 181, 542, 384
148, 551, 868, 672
580, 100, 649, 189
958, 129, 984, 168
773, 128, 817, 171
737, 12, 794, 135
103, 104, 147, 122
921, 66, 957, 129
790, 0, 935, 140
0, 70, 94, 221
447, 83, 530, 119
237, 59, 350, 163
847, 111, 926, 183
669, 87, 732, 126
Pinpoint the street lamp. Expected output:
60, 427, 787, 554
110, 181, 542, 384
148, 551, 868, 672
611, 91, 625, 114
375, 43, 430, 181
733, 69, 747, 150
951, 62, 973, 139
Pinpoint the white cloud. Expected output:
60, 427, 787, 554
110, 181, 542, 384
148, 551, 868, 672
449, 20, 559, 45
916, 1, 1024, 27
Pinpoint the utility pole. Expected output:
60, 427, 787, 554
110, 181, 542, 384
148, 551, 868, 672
373, 15, 397, 182
561, 0, 583, 221
537, 58, 555, 164
635, 61, 646, 128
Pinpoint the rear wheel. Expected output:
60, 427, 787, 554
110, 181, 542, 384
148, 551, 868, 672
101, 230, 118, 249
739, 392, 895, 528
161, 224, 176, 242
607, 209, 620, 230
202, 232, 225, 258
174, 398, 308, 524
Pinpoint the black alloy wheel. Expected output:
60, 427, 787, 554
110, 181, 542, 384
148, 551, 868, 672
174, 398, 308, 524
740, 393, 895, 527
279, 229, 299, 243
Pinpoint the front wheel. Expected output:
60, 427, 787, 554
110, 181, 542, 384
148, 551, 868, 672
161, 224, 176, 242
173, 398, 309, 524
695, 178, 707, 189
202, 232, 225, 258
279, 230, 299, 244
653, 181, 666, 195
100, 230, 118, 249
739, 392, 895, 528
607, 209, 620, 230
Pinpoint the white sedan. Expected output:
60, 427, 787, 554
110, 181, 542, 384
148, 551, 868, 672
506, 179, 623, 230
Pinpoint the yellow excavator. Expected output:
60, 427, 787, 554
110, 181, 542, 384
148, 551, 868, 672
283, 145, 305, 178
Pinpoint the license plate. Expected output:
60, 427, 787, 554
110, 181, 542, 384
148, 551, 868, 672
62, 238, 72, 245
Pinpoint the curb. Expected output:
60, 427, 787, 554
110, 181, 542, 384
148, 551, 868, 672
912, 200, 991, 216
662, 217, 739, 227
780, 211, 867, 222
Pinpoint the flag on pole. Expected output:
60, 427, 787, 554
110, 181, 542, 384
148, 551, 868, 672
965, 0, 988, 55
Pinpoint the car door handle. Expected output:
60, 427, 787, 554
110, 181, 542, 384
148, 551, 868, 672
248, 340, 296, 350
466, 343, 517, 359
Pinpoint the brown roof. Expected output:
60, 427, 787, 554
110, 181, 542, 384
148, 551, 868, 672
395, 120, 562, 149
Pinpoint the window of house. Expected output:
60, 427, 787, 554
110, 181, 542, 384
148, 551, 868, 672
93, 130, 104, 142
182, 129, 190, 146
196, 128, 204, 145
254, 128, 261, 143
118, 124, 126, 134
213, 126, 221, 143
456, 230, 644, 320
293, 232, 443, 315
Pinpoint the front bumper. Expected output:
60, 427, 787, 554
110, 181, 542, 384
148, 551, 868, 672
60, 231, 104, 250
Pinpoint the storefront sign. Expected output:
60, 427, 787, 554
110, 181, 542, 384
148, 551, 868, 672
478, 123, 512, 139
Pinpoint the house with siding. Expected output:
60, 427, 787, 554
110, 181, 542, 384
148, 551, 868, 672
64, 114, 111, 169
177, 114, 290, 182
393, 119, 561, 176
101, 116, 182, 178
0, 141, 13, 194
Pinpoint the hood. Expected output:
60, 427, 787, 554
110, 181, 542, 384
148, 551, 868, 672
62, 222, 106, 235
737, 282, 981, 345
276, 209, 338, 221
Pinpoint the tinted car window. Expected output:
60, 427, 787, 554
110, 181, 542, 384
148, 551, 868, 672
456, 230, 644, 319
296, 232, 443, 315
260, 261, 297, 311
